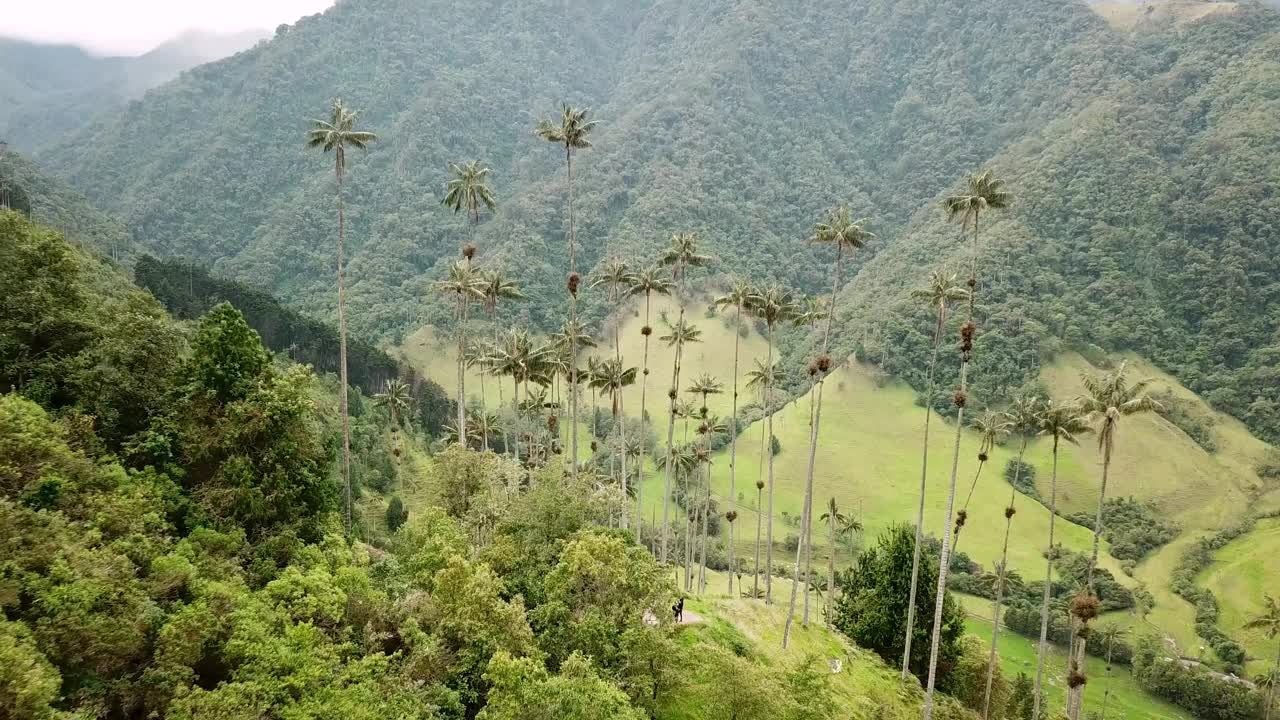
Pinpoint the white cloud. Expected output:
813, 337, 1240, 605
2, 0, 336, 55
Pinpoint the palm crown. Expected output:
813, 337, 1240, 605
374, 378, 412, 422
1037, 400, 1093, 447
591, 257, 636, 294
745, 359, 782, 397
480, 270, 524, 312
1245, 594, 1280, 639
811, 205, 875, 255
659, 232, 713, 281
942, 169, 1012, 228
660, 318, 702, 349
535, 103, 598, 151
432, 260, 486, 299
628, 266, 675, 299
1077, 361, 1162, 463
746, 283, 803, 328
306, 99, 378, 178
912, 270, 970, 310
442, 160, 497, 219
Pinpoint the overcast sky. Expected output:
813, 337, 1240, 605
2, 0, 336, 55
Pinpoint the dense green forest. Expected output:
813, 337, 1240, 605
36, 0, 1280, 446
6, 0, 1280, 718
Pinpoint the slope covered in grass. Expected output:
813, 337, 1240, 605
1197, 518, 1280, 672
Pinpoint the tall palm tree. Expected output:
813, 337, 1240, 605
374, 378, 412, 485
901, 270, 970, 677
442, 161, 496, 445
784, 208, 873, 646
746, 357, 780, 598
598, 357, 638, 527
923, 170, 1010, 720
552, 317, 597, 466
982, 395, 1044, 720
954, 411, 1012, 553
1032, 400, 1092, 719
656, 233, 712, 564
656, 442, 700, 584
627, 267, 675, 540
1248, 595, 1280, 720
432, 261, 485, 447
591, 258, 636, 502
1065, 362, 1160, 718
695, 414, 727, 592
441, 160, 497, 249
536, 104, 597, 482
746, 283, 802, 604
306, 99, 377, 535
713, 278, 754, 594
481, 270, 524, 455
658, 317, 703, 564
687, 374, 724, 592
1096, 623, 1130, 720
819, 497, 846, 627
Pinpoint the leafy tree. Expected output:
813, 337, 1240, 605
924, 169, 1010, 720
305, 99, 377, 536
0, 619, 64, 720
477, 651, 644, 720
945, 635, 1010, 719
902, 269, 969, 677
833, 524, 964, 685
385, 495, 407, 532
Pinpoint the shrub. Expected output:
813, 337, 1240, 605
386, 495, 407, 532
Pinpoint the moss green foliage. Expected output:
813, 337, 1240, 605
1067, 496, 1179, 564
0, 150, 132, 258
832, 524, 965, 684
1132, 635, 1262, 720
134, 256, 453, 433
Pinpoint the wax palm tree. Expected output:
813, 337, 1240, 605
713, 279, 754, 593
480, 270, 523, 454
375, 377, 412, 484
1095, 623, 1130, 720
464, 340, 498, 451
695, 414, 727, 592
433, 261, 485, 447
901, 270, 970, 677
789, 211, 878, 640
923, 170, 1011, 720
1065, 362, 1160, 718
441, 160, 496, 247
553, 317, 597, 463
656, 442, 700, 584
466, 409, 499, 451
627, 266, 675, 539
687, 375, 723, 591
746, 283, 802, 604
591, 256, 635, 363
492, 328, 545, 463
656, 233, 712, 563
955, 411, 1012, 549
1247, 595, 1280, 720
658, 317, 703, 564
746, 357, 780, 598
1032, 399, 1091, 719
819, 497, 847, 627
306, 99, 377, 535
598, 357, 638, 526
982, 396, 1044, 719
536, 105, 597, 481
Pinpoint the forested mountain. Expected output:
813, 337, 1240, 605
0, 29, 267, 152
34, 0, 1280, 440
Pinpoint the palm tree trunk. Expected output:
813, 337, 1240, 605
698, 459, 709, 593
565, 147, 579, 482
1087, 455, 1112, 589
1266, 641, 1278, 720
903, 303, 946, 677
983, 440, 1027, 718
1069, 453, 1112, 719
1033, 439, 1061, 720
637, 291, 652, 543
512, 377, 521, 463
754, 482, 763, 598
660, 302, 686, 565
827, 515, 836, 628
336, 165, 353, 536
764, 323, 777, 604
785, 380, 824, 646
456, 294, 468, 447
923, 213, 980, 720
728, 300, 742, 594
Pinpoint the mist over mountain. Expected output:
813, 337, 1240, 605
0, 28, 268, 151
